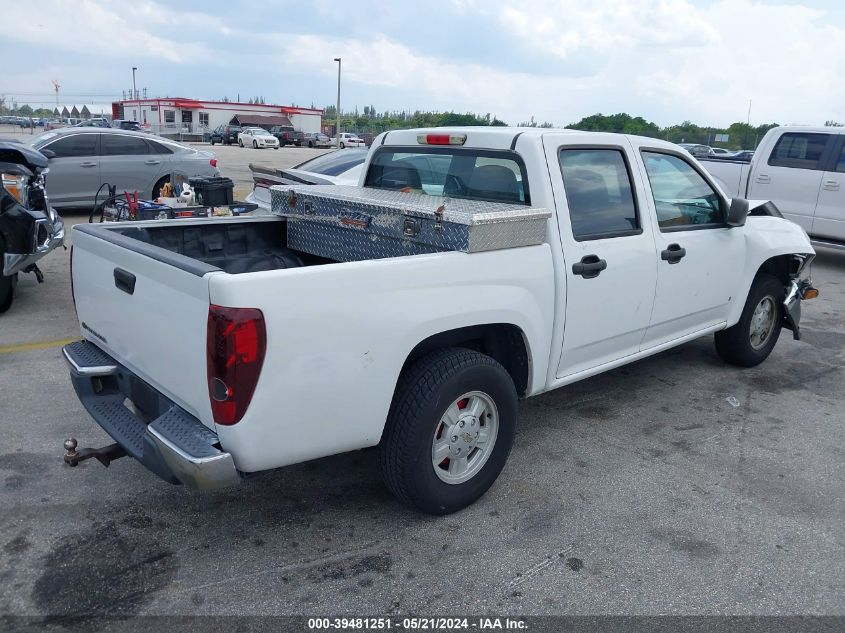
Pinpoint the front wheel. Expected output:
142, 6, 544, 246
379, 348, 517, 515
253, 140, 258, 149
238, 139, 243, 147
715, 273, 784, 367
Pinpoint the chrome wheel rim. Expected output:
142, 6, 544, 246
431, 391, 499, 485
749, 296, 776, 350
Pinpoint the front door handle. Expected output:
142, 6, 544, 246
572, 254, 607, 279
823, 179, 840, 191
144, 159, 161, 165
755, 174, 771, 184
79, 161, 98, 168
661, 243, 686, 264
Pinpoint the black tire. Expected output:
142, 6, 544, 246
239, 139, 243, 147
253, 140, 258, 149
210, 139, 216, 145
379, 347, 518, 515
340, 142, 345, 149
308, 141, 313, 148
0, 272, 14, 314
715, 273, 784, 367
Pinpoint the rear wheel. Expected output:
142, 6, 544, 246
210, 138, 216, 145
340, 142, 345, 149
715, 273, 784, 367
0, 242, 15, 314
308, 141, 313, 148
253, 140, 258, 149
239, 139, 244, 147
379, 348, 517, 515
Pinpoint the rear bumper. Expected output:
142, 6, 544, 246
63, 340, 240, 489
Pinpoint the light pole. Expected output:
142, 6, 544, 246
334, 57, 341, 148
132, 67, 138, 122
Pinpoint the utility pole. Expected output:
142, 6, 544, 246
132, 66, 138, 122
334, 57, 342, 148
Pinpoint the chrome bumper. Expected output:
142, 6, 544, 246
3, 216, 65, 276
63, 340, 241, 490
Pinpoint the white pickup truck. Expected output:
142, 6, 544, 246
63, 127, 817, 515
701, 126, 845, 248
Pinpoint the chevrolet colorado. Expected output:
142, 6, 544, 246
63, 127, 816, 514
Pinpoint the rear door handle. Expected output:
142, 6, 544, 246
79, 161, 98, 168
755, 174, 771, 184
572, 254, 607, 279
113, 268, 136, 295
823, 179, 840, 191
661, 243, 686, 264
144, 159, 161, 165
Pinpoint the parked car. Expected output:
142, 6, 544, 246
711, 147, 732, 155
700, 126, 844, 247
731, 150, 755, 161
238, 127, 279, 149
209, 124, 242, 145
111, 120, 142, 132
331, 132, 366, 149
0, 140, 65, 313
62, 127, 816, 515
678, 143, 714, 158
26, 128, 219, 209
269, 126, 304, 147
73, 118, 111, 129
302, 132, 331, 148
246, 148, 367, 212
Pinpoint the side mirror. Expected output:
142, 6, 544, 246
727, 197, 749, 227
40, 148, 56, 160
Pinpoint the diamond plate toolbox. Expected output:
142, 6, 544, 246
269, 185, 551, 262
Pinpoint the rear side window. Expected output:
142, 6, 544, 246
44, 134, 98, 157
146, 139, 173, 154
835, 144, 845, 173
768, 132, 831, 170
102, 134, 150, 155
365, 147, 530, 204
559, 148, 640, 240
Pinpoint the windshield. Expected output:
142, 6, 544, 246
364, 147, 530, 204
294, 149, 367, 176
245, 128, 266, 134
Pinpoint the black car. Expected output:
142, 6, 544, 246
269, 125, 304, 147
0, 140, 65, 313
210, 125, 242, 145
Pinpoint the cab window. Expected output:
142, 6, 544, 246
559, 148, 640, 240
642, 151, 725, 230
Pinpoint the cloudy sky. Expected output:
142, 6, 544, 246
1, 0, 843, 127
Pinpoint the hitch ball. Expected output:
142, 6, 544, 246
64, 438, 79, 466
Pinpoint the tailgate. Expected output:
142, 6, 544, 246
71, 225, 219, 428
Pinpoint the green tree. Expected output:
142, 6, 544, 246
18, 104, 33, 116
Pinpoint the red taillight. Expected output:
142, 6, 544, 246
417, 133, 467, 146
206, 305, 266, 426
210, 158, 218, 168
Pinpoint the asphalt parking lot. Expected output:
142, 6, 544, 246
0, 156, 843, 621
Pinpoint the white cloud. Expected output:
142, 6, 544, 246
1, 0, 843, 127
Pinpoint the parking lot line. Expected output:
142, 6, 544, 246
0, 337, 79, 355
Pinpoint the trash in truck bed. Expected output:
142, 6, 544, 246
269, 185, 551, 261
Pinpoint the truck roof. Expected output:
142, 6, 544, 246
378, 126, 683, 152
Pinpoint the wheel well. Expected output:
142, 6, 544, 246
402, 324, 530, 396
757, 254, 795, 287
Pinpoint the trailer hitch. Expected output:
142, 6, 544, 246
63, 438, 127, 467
